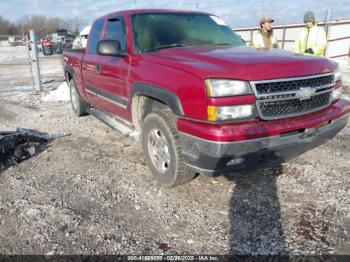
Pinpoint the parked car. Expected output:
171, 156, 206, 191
62, 9, 350, 187
40, 38, 53, 55
8, 36, 26, 46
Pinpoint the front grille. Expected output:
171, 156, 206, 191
255, 74, 334, 94
258, 92, 331, 118
251, 73, 334, 120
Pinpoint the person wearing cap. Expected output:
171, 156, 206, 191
251, 16, 279, 49
294, 11, 327, 56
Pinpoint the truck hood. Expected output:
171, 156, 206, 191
144, 46, 337, 80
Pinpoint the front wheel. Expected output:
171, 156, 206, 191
142, 108, 196, 187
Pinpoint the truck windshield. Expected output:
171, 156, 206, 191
131, 13, 244, 53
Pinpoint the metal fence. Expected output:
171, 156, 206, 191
0, 35, 34, 82
234, 19, 350, 58
0, 33, 64, 93
0, 35, 30, 65
0, 35, 27, 47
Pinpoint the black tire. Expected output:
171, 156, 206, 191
142, 108, 196, 187
69, 79, 88, 116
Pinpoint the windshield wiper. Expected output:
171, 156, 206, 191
154, 43, 192, 50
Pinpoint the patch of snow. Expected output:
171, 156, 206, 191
0, 46, 29, 63
42, 82, 70, 102
14, 85, 34, 91
41, 66, 63, 75
0, 85, 35, 99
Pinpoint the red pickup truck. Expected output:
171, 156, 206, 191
62, 9, 350, 187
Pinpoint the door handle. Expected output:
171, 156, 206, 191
96, 64, 101, 72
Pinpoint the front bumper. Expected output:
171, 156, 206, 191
180, 115, 348, 175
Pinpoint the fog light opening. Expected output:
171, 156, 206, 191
227, 158, 244, 166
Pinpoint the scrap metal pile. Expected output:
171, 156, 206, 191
0, 128, 68, 171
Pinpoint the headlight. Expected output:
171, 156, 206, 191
207, 105, 256, 121
334, 67, 342, 82
205, 79, 252, 97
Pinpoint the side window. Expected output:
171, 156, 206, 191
104, 18, 127, 51
87, 18, 104, 54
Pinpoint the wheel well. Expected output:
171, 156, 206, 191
131, 95, 169, 131
65, 71, 73, 83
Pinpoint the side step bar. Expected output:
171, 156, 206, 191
87, 108, 140, 141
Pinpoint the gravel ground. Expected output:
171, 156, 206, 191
0, 46, 349, 255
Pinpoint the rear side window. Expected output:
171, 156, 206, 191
104, 18, 127, 51
87, 18, 104, 54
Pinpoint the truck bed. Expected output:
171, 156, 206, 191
62, 49, 85, 100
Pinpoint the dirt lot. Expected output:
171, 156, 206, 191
0, 46, 349, 255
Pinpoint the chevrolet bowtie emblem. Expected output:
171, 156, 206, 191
296, 87, 316, 100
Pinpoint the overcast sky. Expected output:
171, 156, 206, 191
1, 0, 349, 28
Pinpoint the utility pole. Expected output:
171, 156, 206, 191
29, 29, 41, 92
25, 35, 35, 88
134, 0, 137, 8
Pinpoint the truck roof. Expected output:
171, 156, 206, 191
102, 9, 212, 19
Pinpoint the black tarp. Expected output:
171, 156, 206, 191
0, 128, 69, 171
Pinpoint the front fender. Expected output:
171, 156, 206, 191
131, 82, 184, 116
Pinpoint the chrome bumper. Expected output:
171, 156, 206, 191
180, 115, 348, 175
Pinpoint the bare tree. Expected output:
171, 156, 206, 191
72, 17, 85, 34
0, 15, 17, 35
1, 14, 86, 37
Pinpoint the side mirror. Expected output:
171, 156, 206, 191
97, 40, 126, 56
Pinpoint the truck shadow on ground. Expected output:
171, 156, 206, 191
224, 165, 288, 255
